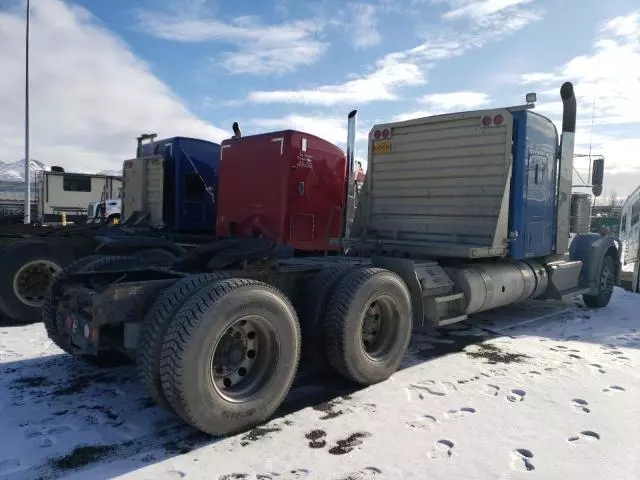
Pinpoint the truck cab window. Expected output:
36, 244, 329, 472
184, 174, 205, 200
63, 174, 92, 192
632, 201, 640, 227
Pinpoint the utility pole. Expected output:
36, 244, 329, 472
23, 0, 31, 224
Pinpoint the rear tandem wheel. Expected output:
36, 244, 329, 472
136, 273, 224, 411
159, 278, 301, 436
323, 267, 413, 385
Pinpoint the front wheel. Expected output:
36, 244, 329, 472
583, 255, 615, 308
160, 278, 301, 436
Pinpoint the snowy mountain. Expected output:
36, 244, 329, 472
0, 159, 47, 182
0, 160, 122, 183
97, 169, 122, 177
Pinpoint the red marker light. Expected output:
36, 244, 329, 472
493, 114, 504, 126
373, 129, 382, 139
481, 116, 492, 127
381, 128, 390, 138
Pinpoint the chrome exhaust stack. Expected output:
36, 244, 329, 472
341, 110, 358, 240
555, 82, 577, 254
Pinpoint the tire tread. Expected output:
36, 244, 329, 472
136, 273, 222, 410
159, 278, 301, 435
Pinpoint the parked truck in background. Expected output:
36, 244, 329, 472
87, 198, 122, 224
44, 82, 620, 438
619, 186, 640, 292
0, 136, 222, 324
0, 127, 349, 324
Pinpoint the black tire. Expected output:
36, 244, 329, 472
0, 240, 74, 324
583, 255, 616, 308
43, 255, 141, 365
75, 255, 144, 274
160, 278, 301, 436
136, 273, 223, 411
131, 248, 177, 265
61, 254, 119, 275
298, 265, 351, 370
324, 267, 412, 385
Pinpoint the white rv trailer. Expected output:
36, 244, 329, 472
34, 170, 122, 224
619, 186, 640, 291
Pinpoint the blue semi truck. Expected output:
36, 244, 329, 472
46, 82, 620, 437
0, 136, 222, 324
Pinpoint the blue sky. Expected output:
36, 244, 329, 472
0, 0, 639, 196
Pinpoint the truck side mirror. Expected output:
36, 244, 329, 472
591, 158, 604, 197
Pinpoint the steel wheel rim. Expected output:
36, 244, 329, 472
209, 315, 280, 403
13, 259, 63, 307
361, 296, 399, 361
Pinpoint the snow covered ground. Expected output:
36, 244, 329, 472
1, 288, 640, 480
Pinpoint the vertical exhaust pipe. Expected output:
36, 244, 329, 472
561, 82, 576, 134
556, 81, 577, 254
341, 110, 358, 240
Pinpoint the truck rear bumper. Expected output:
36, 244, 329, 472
52, 268, 183, 355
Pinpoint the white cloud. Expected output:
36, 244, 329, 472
440, 0, 536, 22
247, 2, 540, 107
419, 91, 490, 110
0, 0, 227, 173
392, 110, 433, 122
136, 6, 327, 75
247, 114, 368, 145
350, 3, 381, 49
516, 9, 640, 187
249, 53, 425, 106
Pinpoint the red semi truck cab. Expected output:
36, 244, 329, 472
216, 130, 347, 252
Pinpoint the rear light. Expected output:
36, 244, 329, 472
91, 328, 99, 344
481, 114, 506, 127
372, 127, 392, 140
66, 316, 73, 329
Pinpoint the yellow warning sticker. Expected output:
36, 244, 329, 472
373, 140, 391, 154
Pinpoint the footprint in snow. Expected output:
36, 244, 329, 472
511, 449, 535, 472
0, 458, 22, 475
334, 467, 382, 480
406, 415, 437, 430
603, 385, 625, 393
571, 398, 590, 413
428, 439, 455, 460
589, 363, 606, 374
305, 429, 327, 449
445, 407, 476, 419
150, 471, 186, 480
482, 384, 500, 397
281, 469, 310, 479
568, 431, 600, 445
507, 389, 526, 402
409, 382, 446, 398
218, 471, 309, 480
